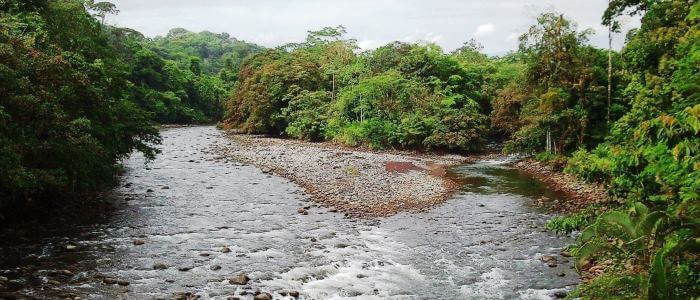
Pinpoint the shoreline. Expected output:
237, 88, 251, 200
513, 159, 610, 211
212, 133, 608, 217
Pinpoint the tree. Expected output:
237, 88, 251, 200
85, 1, 119, 25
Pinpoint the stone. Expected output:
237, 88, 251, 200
553, 291, 568, 298
560, 251, 572, 257
178, 266, 193, 272
253, 293, 272, 300
297, 207, 308, 215
328, 207, 338, 213
222, 246, 231, 253
153, 263, 168, 270
540, 255, 556, 263
65, 244, 78, 250
133, 239, 145, 245
229, 273, 250, 285
210, 265, 221, 271
103, 277, 118, 285
117, 280, 130, 286
146, 189, 154, 193
161, 186, 170, 190
288, 291, 300, 298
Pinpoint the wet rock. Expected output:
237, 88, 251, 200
133, 239, 145, 245
561, 251, 572, 257
147, 189, 154, 193
540, 255, 556, 263
288, 291, 300, 298
335, 243, 348, 248
153, 263, 168, 270
65, 244, 79, 251
221, 246, 231, 253
161, 186, 170, 190
254, 293, 272, 300
172, 292, 196, 300
103, 277, 118, 285
210, 265, 221, 271
0, 291, 20, 300
328, 207, 338, 213
199, 253, 211, 257
558, 272, 566, 277
178, 266, 193, 272
553, 290, 568, 298
297, 208, 308, 215
117, 280, 130, 286
47, 280, 60, 285
229, 273, 250, 285
548, 263, 558, 268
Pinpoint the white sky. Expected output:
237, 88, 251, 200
107, 0, 640, 55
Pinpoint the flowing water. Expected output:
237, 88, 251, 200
0, 126, 579, 299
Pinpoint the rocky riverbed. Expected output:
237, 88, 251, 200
0, 127, 581, 299
210, 133, 469, 217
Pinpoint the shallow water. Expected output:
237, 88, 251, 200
0, 126, 579, 299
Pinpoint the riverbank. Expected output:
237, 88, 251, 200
514, 159, 610, 211
211, 133, 470, 217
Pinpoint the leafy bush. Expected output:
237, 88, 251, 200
546, 206, 599, 234
564, 146, 613, 183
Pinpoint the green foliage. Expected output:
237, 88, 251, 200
546, 206, 599, 234
0, 0, 160, 209
567, 273, 646, 299
564, 146, 614, 183
225, 30, 489, 152
116, 28, 261, 123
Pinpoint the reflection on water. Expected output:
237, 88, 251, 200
0, 127, 579, 299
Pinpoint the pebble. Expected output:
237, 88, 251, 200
133, 239, 145, 245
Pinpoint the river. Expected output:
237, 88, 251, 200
0, 126, 579, 299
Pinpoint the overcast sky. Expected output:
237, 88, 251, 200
107, 0, 640, 55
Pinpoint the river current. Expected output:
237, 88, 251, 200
0, 126, 579, 299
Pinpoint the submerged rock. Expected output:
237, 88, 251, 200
153, 263, 168, 270
253, 293, 272, 300
229, 273, 250, 285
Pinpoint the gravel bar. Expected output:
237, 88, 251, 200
211, 133, 470, 217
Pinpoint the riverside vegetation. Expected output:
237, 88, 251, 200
0, 0, 698, 298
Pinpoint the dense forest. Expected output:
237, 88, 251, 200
0, 0, 260, 211
0, 0, 697, 298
